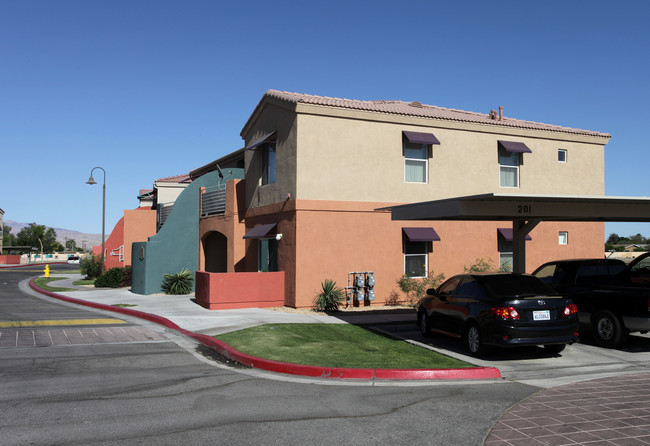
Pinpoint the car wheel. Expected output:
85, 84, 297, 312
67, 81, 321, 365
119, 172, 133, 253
543, 344, 566, 355
465, 323, 486, 357
592, 310, 627, 348
419, 311, 431, 337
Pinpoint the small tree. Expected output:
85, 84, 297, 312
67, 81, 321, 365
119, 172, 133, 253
80, 255, 102, 279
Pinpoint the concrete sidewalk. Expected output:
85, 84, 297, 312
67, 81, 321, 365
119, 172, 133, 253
45, 273, 416, 335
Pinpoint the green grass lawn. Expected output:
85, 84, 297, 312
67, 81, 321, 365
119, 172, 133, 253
73, 279, 95, 286
216, 323, 472, 369
33, 277, 77, 292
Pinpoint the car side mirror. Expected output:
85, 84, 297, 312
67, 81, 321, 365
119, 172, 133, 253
426, 288, 435, 296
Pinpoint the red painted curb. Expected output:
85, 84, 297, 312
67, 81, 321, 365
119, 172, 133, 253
0, 262, 57, 268
29, 278, 501, 381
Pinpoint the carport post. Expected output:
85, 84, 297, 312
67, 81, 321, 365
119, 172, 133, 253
512, 219, 540, 274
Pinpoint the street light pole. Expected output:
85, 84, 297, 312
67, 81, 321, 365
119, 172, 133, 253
86, 167, 106, 275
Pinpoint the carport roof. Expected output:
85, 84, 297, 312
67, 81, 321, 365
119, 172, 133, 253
379, 193, 650, 223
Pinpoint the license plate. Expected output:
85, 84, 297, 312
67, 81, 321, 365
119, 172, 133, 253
533, 310, 550, 321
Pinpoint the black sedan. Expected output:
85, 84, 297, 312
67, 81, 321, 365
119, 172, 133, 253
416, 273, 579, 356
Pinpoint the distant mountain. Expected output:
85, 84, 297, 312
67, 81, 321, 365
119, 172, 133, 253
4, 220, 103, 250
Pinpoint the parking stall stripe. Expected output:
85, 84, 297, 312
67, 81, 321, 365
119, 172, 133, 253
0, 319, 126, 328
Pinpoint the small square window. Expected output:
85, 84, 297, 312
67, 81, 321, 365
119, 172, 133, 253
558, 149, 567, 163
559, 231, 568, 245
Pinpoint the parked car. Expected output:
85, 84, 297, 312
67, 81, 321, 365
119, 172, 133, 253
416, 273, 579, 357
533, 258, 650, 348
67, 256, 80, 264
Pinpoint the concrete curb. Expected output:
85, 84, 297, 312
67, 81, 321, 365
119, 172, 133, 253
29, 278, 501, 381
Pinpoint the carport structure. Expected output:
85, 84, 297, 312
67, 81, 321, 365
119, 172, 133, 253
383, 193, 650, 273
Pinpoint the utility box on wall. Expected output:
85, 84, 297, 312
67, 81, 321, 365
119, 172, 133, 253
346, 271, 375, 306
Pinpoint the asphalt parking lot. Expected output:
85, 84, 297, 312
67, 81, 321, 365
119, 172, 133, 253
378, 323, 650, 388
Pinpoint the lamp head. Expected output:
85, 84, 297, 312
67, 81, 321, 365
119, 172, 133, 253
86, 176, 97, 185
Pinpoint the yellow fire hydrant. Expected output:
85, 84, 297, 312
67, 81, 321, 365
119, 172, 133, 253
44, 264, 50, 278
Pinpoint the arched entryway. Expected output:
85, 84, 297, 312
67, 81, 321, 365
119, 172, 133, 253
203, 231, 227, 273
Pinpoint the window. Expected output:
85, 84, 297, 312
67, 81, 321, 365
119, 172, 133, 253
558, 149, 567, 163
404, 240, 427, 278
261, 142, 276, 185
498, 232, 513, 271
559, 231, 568, 245
499, 149, 520, 188
258, 238, 278, 272
404, 141, 428, 183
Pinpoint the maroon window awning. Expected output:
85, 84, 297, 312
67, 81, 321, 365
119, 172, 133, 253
403, 131, 441, 145
403, 227, 440, 242
243, 223, 277, 239
245, 131, 277, 151
498, 228, 532, 241
498, 140, 532, 153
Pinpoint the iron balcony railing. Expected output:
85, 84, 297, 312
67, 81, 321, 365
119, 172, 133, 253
201, 184, 226, 217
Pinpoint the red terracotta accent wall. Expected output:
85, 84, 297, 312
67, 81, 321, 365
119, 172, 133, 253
103, 217, 125, 270
195, 271, 285, 310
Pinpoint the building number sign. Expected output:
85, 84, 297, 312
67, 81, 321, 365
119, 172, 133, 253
517, 204, 532, 214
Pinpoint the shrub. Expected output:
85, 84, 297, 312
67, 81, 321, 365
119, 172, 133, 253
120, 267, 132, 287
95, 268, 125, 288
80, 255, 102, 279
396, 271, 446, 306
161, 269, 194, 295
94, 267, 131, 288
313, 279, 346, 312
464, 258, 497, 273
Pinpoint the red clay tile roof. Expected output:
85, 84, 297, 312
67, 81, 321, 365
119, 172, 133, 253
138, 189, 153, 196
257, 90, 610, 139
155, 174, 192, 183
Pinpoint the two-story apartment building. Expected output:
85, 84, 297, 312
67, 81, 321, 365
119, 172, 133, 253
194, 90, 610, 308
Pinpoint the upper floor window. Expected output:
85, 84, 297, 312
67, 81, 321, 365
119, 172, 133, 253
558, 149, 567, 163
497, 140, 531, 188
559, 231, 568, 245
499, 150, 520, 188
402, 131, 440, 184
404, 142, 428, 183
261, 142, 276, 185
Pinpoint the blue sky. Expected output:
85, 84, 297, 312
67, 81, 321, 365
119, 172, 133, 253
1, 0, 649, 239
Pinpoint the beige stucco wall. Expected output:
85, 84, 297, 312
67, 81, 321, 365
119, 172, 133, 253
155, 182, 189, 205
294, 111, 605, 203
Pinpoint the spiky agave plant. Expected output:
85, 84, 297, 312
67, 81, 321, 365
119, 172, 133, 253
161, 269, 194, 295
313, 279, 345, 311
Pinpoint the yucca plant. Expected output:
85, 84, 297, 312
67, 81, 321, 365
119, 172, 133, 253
161, 269, 194, 295
313, 279, 346, 312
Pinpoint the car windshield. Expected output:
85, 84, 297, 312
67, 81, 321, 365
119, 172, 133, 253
481, 274, 557, 299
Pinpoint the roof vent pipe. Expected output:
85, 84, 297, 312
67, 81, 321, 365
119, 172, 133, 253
499, 106, 503, 121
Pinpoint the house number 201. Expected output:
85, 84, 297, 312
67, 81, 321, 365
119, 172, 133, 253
517, 204, 532, 214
